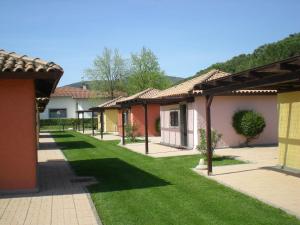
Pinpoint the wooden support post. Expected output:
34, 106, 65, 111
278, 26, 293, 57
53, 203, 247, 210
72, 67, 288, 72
122, 109, 125, 145
205, 95, 214, 175
82, 112, 85, 133
77, 112, 80, 131
92, 111, 95, 136
144, 103, 149, 154
100, 110, 104, 139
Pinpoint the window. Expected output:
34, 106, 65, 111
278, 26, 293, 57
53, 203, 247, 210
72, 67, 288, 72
49, 109, 67, 118
170, 111, 179, 127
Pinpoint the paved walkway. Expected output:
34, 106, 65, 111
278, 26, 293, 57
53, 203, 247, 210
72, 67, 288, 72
195, 146, 300, 218
0, 133, 101, 225
124, 137, 199, 158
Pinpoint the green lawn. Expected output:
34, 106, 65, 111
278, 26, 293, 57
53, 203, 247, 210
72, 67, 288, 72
52, 131, 300, 225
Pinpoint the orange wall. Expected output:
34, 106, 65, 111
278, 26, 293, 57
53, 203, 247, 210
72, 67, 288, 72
117, 104, 160, 136
131, 104, 160, 136
0, 79, 37, 191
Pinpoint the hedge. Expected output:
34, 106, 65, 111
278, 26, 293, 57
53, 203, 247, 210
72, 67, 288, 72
40, 118, 97, 126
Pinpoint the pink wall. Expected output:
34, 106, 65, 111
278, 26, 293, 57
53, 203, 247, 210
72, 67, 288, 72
160, 103, 195, 148
160, 95, 278, 149
196, 95, 278, 147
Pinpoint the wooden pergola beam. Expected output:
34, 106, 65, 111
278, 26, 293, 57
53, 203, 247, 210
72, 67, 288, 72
100, 110, 104, 139
144, 103, 149, 154
121, 108, 126, 145
205, 95, 214, 175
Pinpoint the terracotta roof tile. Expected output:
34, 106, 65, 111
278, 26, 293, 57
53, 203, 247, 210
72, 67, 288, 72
0, 49, 63, 73
118, 88, 161, 103
97, 96, 125, 108
51, 86, 95, 99
156, 69, 227, 98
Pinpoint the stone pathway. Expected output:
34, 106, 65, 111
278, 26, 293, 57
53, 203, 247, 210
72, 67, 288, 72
123, 137, 199, 158
195, 146, 300, 218
0, 133, 101, 225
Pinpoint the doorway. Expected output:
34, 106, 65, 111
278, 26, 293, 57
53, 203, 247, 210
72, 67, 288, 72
180, 104, 188, 147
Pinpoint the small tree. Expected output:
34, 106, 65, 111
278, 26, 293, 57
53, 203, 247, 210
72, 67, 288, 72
125, 123, 139, 142
232, 110, 266, 146
197, 128, 222, 160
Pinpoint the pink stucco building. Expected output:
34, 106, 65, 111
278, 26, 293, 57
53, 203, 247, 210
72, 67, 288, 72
157, 70, 278, 149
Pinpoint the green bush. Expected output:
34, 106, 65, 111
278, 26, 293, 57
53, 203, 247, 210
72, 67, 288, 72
40, 118, 97, 129
125, 123, 139, 142
196, 128, 222, 159
232, 110, 266, 145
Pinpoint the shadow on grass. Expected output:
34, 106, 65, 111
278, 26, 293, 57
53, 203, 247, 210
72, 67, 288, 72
40, 134, 75, 139
57, 141, 96, 150
69, 158, 171, 192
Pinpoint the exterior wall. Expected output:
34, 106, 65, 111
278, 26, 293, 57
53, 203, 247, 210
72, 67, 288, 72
40, 96, 76, 119
0, 79, 37, 191
130, 104, 160, 136
40, 97, 106, 119
196, 95, 278, 148
160, 95, 277, 149
117, 109, 123, 135
102, 109, 119, 133
278, 91, 300, 170
160, 103, 195, 148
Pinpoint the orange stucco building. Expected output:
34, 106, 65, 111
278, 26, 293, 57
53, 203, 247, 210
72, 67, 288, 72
117, 89, 161, 137
0, 50, 62, 192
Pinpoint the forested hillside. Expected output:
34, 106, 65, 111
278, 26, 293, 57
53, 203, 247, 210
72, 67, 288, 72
193, 33, 300, 78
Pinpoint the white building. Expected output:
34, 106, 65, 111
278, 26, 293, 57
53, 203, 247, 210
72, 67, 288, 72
40, 86, 107, 119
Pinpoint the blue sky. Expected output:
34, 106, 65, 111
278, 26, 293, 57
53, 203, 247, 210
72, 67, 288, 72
1, 0, 300, 86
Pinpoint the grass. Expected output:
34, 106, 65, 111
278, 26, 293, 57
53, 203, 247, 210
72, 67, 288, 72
52, 130, 300, 225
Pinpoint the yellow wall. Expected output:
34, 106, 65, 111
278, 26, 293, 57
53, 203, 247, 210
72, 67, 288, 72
104, 109, 119, 133
98, 109, 119, 133
278, 91, 300, 170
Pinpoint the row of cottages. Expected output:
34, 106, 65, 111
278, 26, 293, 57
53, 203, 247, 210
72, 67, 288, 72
195, 56, 300, 172
0, 49, 63, 192
155, 69, 278, 149
93, 89, 161, 137
95, 96, 125, 133
40, 86, 105, 119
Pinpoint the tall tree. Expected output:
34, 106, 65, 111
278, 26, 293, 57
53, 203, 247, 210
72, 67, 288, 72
85, 48, 127, 99
127, 47, 171, 94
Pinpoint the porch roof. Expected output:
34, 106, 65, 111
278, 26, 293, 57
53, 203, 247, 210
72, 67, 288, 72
193, 56, 300, 95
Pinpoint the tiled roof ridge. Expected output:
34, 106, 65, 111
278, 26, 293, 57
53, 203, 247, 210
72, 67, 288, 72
154, 69, 225, 98
0, 49, 63, 73
98, 96, 124, 107
136, 88, 157, 98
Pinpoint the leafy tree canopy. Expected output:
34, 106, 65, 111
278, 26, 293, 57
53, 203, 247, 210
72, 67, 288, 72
126, 47, 171, 95
85, 48, 127, 99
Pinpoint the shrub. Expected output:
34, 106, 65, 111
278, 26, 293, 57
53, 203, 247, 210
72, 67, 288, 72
40, 118, 97, 129
155, 118, 161, 134
196, 128, 222, 159
125, 123, 139, 142
232, 110, 266, 145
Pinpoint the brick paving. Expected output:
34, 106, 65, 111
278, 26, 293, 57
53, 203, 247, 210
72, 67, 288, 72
0, 133, 101, 225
